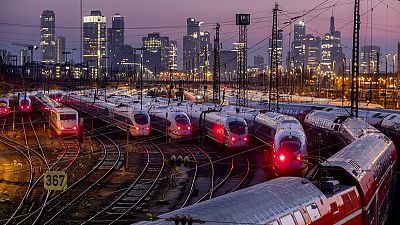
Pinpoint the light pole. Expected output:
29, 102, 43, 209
134, 48, 146, 110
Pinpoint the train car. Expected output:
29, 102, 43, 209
49, 91, 64, 103
148, 105, 192, 140
133, 124, 397, 225
35, 94, 79, 135
68, 94, 151, 137
18, 96, 32, 112
0, 96, 10, 115
254, 112, 307, 176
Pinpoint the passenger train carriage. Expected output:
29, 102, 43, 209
18, 96, 32, 112
147, 105, 192, 140
254, 112, 308, 176
0, 96, 10, 115
68, 94, 151, 137
34, 94, 79, 135
133, 121, 397, 225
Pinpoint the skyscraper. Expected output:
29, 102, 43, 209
83, 10, 106, 79
108, 13, 124, 69
254, 55, 264, 69
183, 18, 201, 73
304, 34, 321, 72
56, 36, 65, 64
19, 49, 29, 66
142, 32, 170, 73
268, 29, 283, 68
360, 46, 380, 74
291, 21, 306, 70
169, 40, 178, 70
321, 16, 344, 75
40, 10, 56, 63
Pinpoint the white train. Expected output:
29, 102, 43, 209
254, 112, 307, 176
68, 94, 151, 137
18, 95, 32, 112
35, 94, 79, 135
0, 96, 10, 115
147, 105, 192, 140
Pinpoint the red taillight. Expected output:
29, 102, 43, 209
296, 154, 302, 161
73, 126, 77, 130
177, 126, 181, 130
4, 108, 7, 112
146, 127, 150, 130
231, 136, 236, 142
21, 106, 24, 109
61, 127, 65, 130
244, 137, 248, 141
136, 127, 140, 130
187, 126, 191, 130
27, 106, 30, 109
279, 154, 285, 162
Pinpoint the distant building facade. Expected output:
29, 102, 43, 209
142, 32, 170, 73
254, 55, 264, 69
56, 36, 65, 64
360, 45, 380, 74
83, 10, 107, 79
108, 13, 124, 69
40, 10, 56, 63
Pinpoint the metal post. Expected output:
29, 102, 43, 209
213, 23, 221, 104
351, 0, 361, 117
385, 54, 389, 108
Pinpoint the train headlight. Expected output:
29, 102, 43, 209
21, 106, 24, 109
296, 154, 302, 161
231, 136, 236, 142
135, 127, 140, 130
244, 137, 248, 141
73, 126, 77, 130
146, 126, 150, 130
177, 126, 181, 130
187, 126, 191, 130
61, 127, 65, 130
279, 154, 285, 162
27, 106, 30, 109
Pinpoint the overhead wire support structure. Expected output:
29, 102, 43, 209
268, 3, 281, 111
235, 14, 250, 107
350, 0, 360, 117
213, 23, 221, 104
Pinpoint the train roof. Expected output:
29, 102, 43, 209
339, 118, 379, 142
322, 132, 395, 203
134, 177, 324, 225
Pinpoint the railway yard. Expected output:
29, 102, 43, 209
0, 90, 399, 225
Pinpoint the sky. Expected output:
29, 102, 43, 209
1, 0, 399, 67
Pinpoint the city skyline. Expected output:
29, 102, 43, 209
1, 0, 399, 67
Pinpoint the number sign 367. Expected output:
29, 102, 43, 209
44, 171, 67, 191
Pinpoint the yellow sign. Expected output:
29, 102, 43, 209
44, 171, 67, 191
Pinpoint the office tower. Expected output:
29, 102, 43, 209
304, 34, 321, 73
56, 36, 65, 64
183, 18, 201, 73
169, 40, 178, 70
360, 46, 380, 74
199, 31, 212, 69
321, 16, 345, 75
40, 10, 56, 63
398, 42, 400, 74
83, 10, 106, 79
142, 32, 170, 73
291, 21, 306, 70
268, 29, 283, 67
19, 49, 29, 66
108, 13, 124, 69
254, 55, 264, 69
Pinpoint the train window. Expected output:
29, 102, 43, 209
280, 136, 301, 152
265, 220, 279, 225
134, 113, 149, 125
306, 203, 321, 222
20, 100, 30, 104
281, 120, 299, 124
60, 114, 76, 120
228, 121, 246, 135
175, 115, 189, 126
388, 115, 396, 120
280, 214, 296, 225
293, 210, 305, 225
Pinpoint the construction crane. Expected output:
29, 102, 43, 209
12, 42, 39, 63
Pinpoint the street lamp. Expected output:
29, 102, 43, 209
134, 47, 146, 110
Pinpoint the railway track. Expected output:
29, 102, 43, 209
81, 142, 165, 225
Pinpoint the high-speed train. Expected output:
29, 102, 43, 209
147, 105, 192, 140
254, 112, 307, 176
68, 94, 151, 137
18, 95, 32, 112
34, 94, 79, 135
133, 119, 397, 225
0, 96, 10, 115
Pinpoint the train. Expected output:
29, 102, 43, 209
147, 105, 192, 140
34, 94, 79, 135
18, 95, 32, 112
254, 112, 307, 176
68, 94, 151, 137
133, 119, 397, 225
0, 96, 10, 115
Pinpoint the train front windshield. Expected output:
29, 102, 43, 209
175, 115, 189, 126
60, 114, 77, 121
229, 121, 246, 135
134, 113, 149, 125
280, 137, 301, 152
20, 100, 30, 105
0, 100, 7, 107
